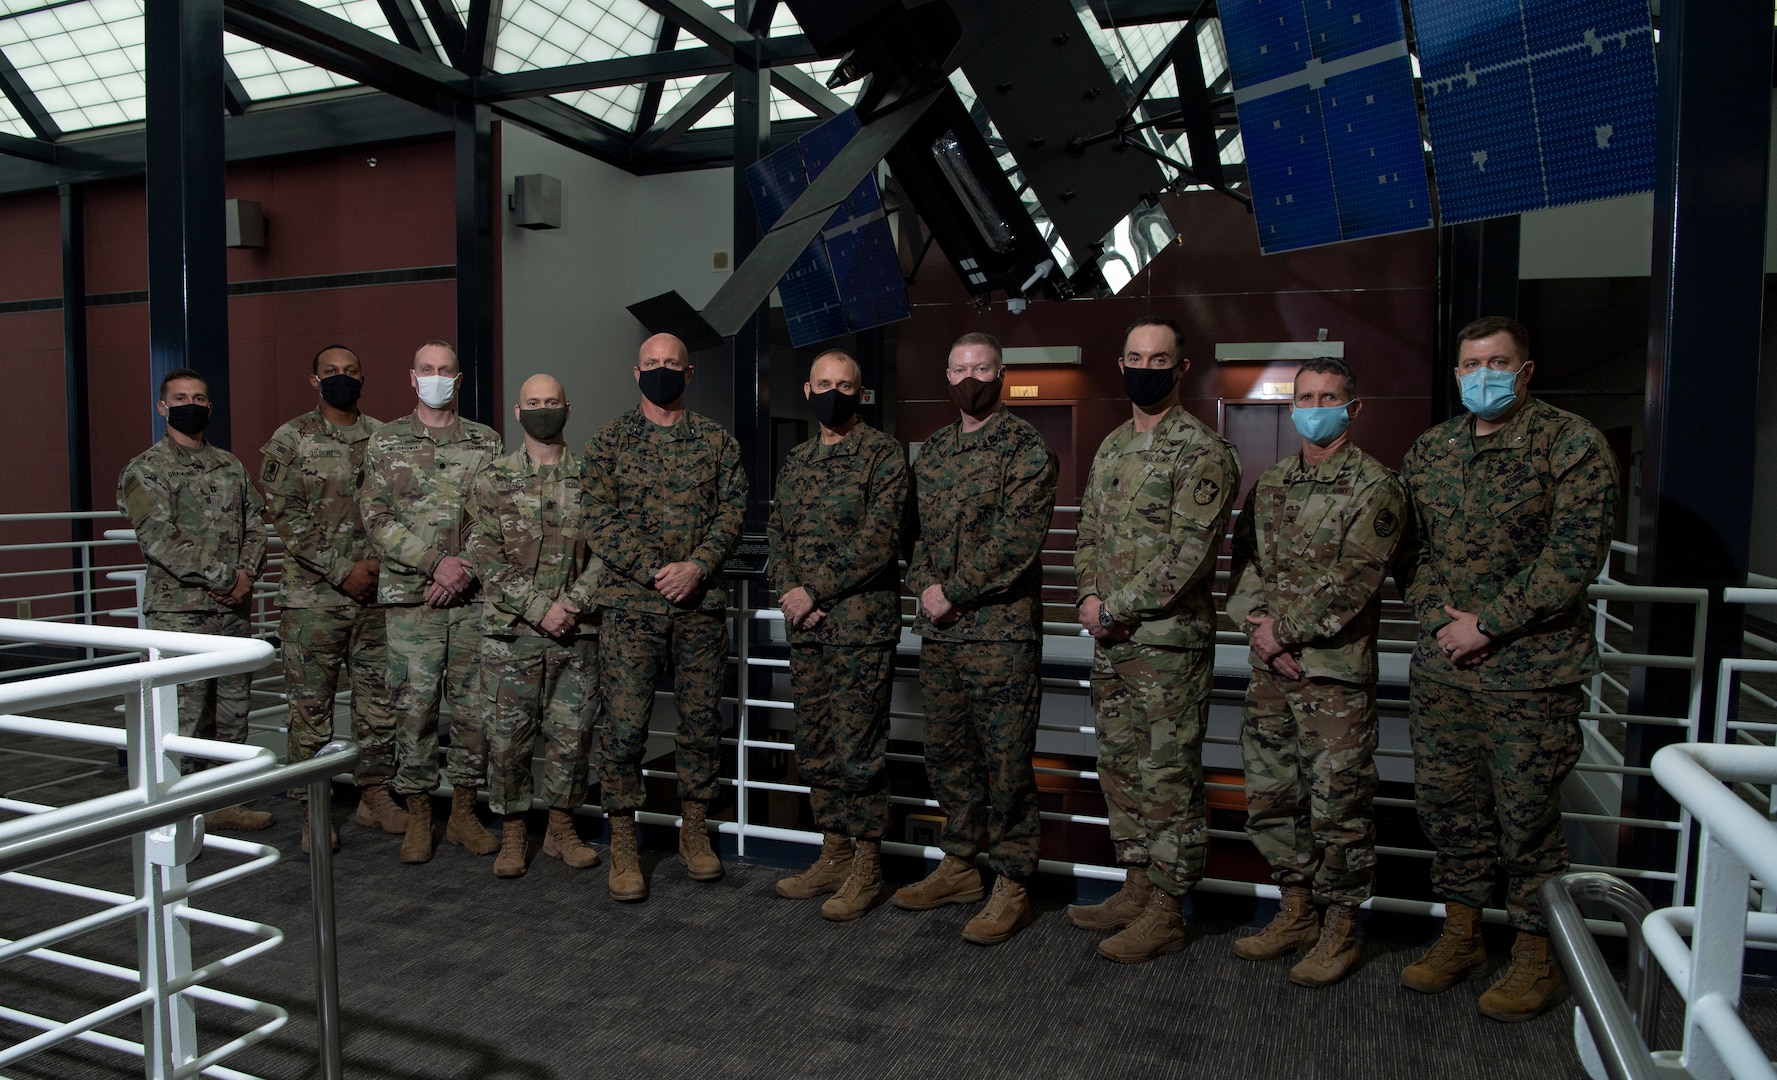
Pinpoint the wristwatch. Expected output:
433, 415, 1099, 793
1476, 619, 1495, 640
1099, 606, 1117, 630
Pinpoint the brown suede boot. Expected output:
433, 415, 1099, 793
494, 817, 528, 878
1066, 866, 1154, 932
678, 801, 723, 881
399, 793, 434, 864
1233, 886, 1321, 961
1097, 888, 1188, 963
1478, 932, 1565, 1021
299, 810, 339, 854
1289, 902, 1361, 987
353, 783, 407, 834
607, 813, 647, 902
777, 833, 854, 899
1401, 901, 1489, 993
205, 804, 273, 832
891, 854, 985, 910
444, 788, 498, 855
961, 876, 1035, 945
542, 809, 600, 868
821, 839, 886, 922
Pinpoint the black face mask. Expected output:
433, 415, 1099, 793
637, 367, 686, 407
809, 388, 860, 429
165, 403, 210, 437
947, 376, 1001, 419
318, 373, 362, 410
1122, 365, 1176, 408
519, 407, 568, 441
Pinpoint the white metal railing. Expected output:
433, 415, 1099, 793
0, 617, 353, 1080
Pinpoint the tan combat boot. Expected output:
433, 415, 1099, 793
961, 876, 1035, 945
607, 813, 647, 902
679, 801, 724, 881
1066, 865, 1154, 931
1233, 886, 1321, 961
542, 809, 600, 868
494, 817, 528, 878
1477, 932, 1565, 1021
206, 804, 274, 832
777, 833, 854, 899
821, 839, 886, 922
1097, 888, 1188, 963
1401, 900, 1489, 993
299, 810, 339, 854
399, 793, 434, 864
353, 783, 407, 834
1289, 902, 1361, 987
890, 854, 985, 910
444, 788, 498, 855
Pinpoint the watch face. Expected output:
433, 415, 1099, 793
1100, 609, 1115, 628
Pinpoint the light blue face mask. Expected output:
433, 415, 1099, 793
1459, 366, 1521, 420
1291, 402, 1353, 446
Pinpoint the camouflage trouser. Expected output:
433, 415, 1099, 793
1409, 677, 1584, 933
918, 638, 1041, 880
1091, 641, 1211, 896
280, 603, 395, 798
147, 610, 253, 767
1241, 669, 1379, 904
385, 601, 488, 798
789, 642, 894, 840
598, 607, 728, 813
482, 632, 599, 816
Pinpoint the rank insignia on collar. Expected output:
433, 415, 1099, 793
1374, 507, 1399, 538
1193, 478, 1220, 505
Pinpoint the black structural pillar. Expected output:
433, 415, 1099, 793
144, 0, 231, 448
731, 0, 772, 531
61, 183, 90, 522
1433, 216, 1519, 423
1626, 0, 1772, 882
454, 99, 497, 425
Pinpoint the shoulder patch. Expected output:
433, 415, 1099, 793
260, 456, 285, 485
1193, 477, 1221, 506
1374, 506, 1400, 538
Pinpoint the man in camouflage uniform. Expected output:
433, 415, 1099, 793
359, 340, 502, 864
117, 368, 270, 832
467, 373, 606, 879
261, 344, 397, 854
768, 350, 909, 922
1225, 356, 1405, 986
1398, 316, 1618, 1021
894, 331, 1058, 945
1067, 316, 1239, 964
585, 331, 746, 902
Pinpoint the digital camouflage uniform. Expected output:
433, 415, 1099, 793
358, 411, 501, 798
585, 408, 746, 813
117, 436, 269, 754
1075, 406, 1239, 897
768, 422, 909, 840
260, 408, 395, 794
1399, 396, 1618, 933
907, 408, 1059, 881
467, 447, 609, 816
1225, 443, 1406, 905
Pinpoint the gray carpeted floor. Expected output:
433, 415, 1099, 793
4, 722, 1775, 1080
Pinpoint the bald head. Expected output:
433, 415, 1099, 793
518, 373, 566, 405
638, 333, 689, 369
809, 350, 863, 388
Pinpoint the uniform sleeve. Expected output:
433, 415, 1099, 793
259, 431, 353, 587
239, 461, 269, 580
1073, 460, 1102, 606
582, 430, 667, 586
1399, 445, 1453, 635
117, 463, 235, 591
798, 445, 908, 606
1474, 429, 1619, 639
766, 458, 796, 600
358, 437, 445, 578
686, 430, 748, 579
565, 457, 610, 610
1269, 471, 1406, 647
467, 469, 554, 628
941, 439, 1058, 609
1102, 444, 1237, 625
1223, 483, 1265, 632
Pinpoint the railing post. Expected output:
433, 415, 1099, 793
734, 580, 750, 859
1683, 823, 1748, 1079
307, 742, 347, 1080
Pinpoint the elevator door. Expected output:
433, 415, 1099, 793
1221, 401, 1297, 508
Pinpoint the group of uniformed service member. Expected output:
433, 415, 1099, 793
117, 312, 1616, 1024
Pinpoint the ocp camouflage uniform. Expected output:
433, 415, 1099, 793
1225, 443, 1405, 905
260, 408, 395, 795
907, 408, 1058, 880
117, 436, 269, 754
1399, 396, 1618, 932
1076, 406, 1239, 897
585, 408, 746, 812
467, 448, 609, 816
768, 422, 908, 840
358, 411, 500, 798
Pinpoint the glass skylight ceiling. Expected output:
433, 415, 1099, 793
0, 0, 147, 132
499, 0, 663, 128
0, 89, 28, 137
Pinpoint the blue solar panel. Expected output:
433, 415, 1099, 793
1220, 0, 1432, 254
1409, 0, 1656, 224
826, 174, 910, 332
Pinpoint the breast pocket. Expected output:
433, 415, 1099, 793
1287, 491, 1342, 557
1489, 458, 1549, 528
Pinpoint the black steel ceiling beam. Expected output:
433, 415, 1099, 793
461, 0, 502, 76
491, 95, 635, 169
1086, 0, 1213, 26
772, 62, 845, 117
477, 45, 729, 101
757, 35, 820, 66
745, 0, 778, 35
633, 116, 818, 172
633, 71, 731, 156
0, 47, 58, 140
377, 0, 440, 59
416, 0, 467, 68
222, 61, 251, 116
0, 129, 55, 162
224, 0, 471, 108
637, 0, 752, 57
635, 21, 682, 131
